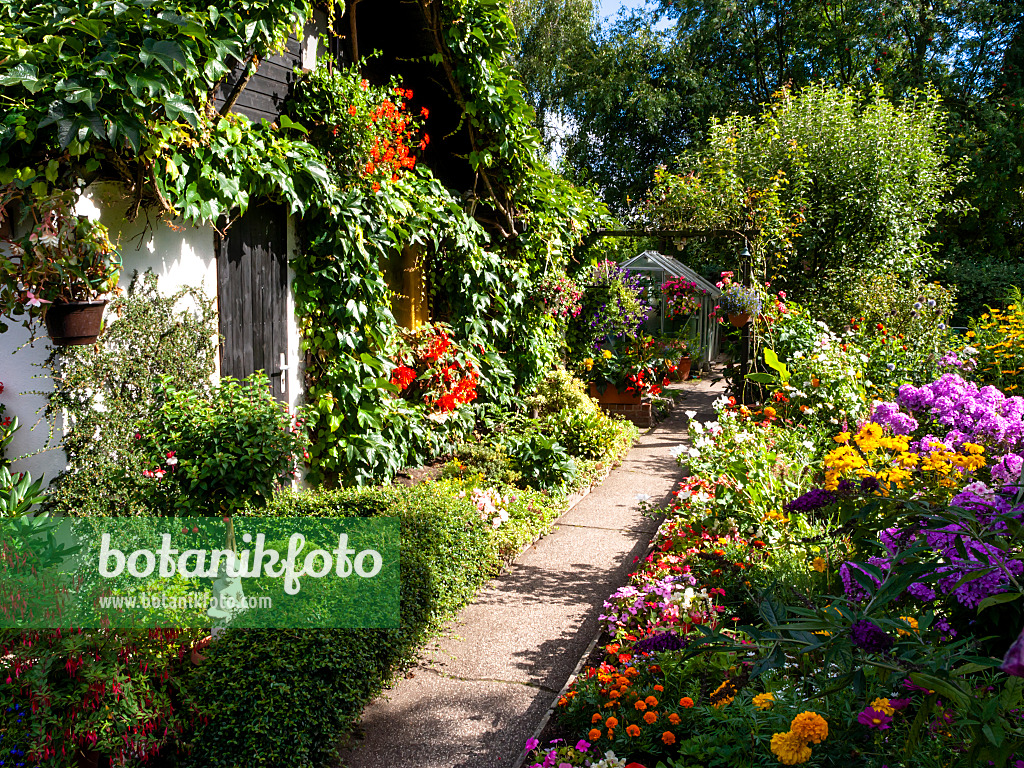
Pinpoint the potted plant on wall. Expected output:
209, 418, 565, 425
0, 190, 121, 345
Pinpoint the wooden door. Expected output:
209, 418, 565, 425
216, 201, 289, 401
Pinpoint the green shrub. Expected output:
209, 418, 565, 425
542, 406, 633, 461
526, 367, 598, 416
44, 271, 218, 517
506, 432, 577, 491
181, 484, 499, 768
441, 441, 522, 486
140, 373, 309, 516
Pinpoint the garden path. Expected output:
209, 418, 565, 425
338, 375, 725, 768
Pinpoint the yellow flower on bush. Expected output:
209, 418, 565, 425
602, 349, 613, 359
583, 357, 594, 371
753, 692, 775, 710
770, 731, 812, 765
810, 557, 827, 573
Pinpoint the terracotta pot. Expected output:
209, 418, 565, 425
728, 312, 750, 328
589, 382, 642, 405
677, 356, 692, 381
44, 300, 108, 346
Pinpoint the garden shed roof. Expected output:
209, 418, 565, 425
621, 251, 721, 297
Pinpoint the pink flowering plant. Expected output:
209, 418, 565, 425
0, 189, 122, 331
661, 276, 708, 318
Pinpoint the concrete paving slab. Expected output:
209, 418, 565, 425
336, 375, 727, 768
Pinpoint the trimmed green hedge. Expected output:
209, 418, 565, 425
177, 483, 547, 768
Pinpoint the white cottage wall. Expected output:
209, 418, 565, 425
2, 184, 305, 489
1, 183, 218, 485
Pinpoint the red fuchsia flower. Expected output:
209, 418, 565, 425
858, 706, 893, 729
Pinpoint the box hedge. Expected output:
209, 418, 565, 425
178, 484, 499, 768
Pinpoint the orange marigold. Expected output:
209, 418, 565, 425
588, 728, 602, 741
680, 697, 694, 708
592, 713, 603, 724
645, 696, 659, 707
668, 713, 681, 725
790, 711, 828, 744
634, 700, 647, 711
626, 725, 641, 737
605, 717, 618, 729
643, 711, 658, 724
662, 731, 676, 745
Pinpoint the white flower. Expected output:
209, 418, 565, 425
689, 421, 705, 434
802, 440, 815, 450
687, 447, 701, 458
685, 409, 697, 420
39, 230, 60, 247
669, 444, 686, 458
734, 431, 750, 444
635, 493, 651, 503
963, 346, 978, 356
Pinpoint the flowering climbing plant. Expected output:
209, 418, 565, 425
290, 63, 428, 193
389, 324, 482, 414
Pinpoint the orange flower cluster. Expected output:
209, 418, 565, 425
391, 325, 479, 414
361, 87, 429, 190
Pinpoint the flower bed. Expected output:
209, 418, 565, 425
532, 363, 1024, 767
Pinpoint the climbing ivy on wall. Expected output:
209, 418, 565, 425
0, 0, 611, 485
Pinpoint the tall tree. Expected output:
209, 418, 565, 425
507, 0, 595, 150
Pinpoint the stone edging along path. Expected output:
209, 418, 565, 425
338, 376, 725, 768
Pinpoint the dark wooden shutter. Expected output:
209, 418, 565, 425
217, 201, 289, 401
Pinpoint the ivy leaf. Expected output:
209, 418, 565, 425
126, 73, 167, 99
162, 95, 199, 127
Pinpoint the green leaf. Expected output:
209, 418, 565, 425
978, 591, 1022, 613
139, 39, 188, 74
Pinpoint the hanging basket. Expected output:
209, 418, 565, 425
728, 312, 750, 328
44, 300, 108, 346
